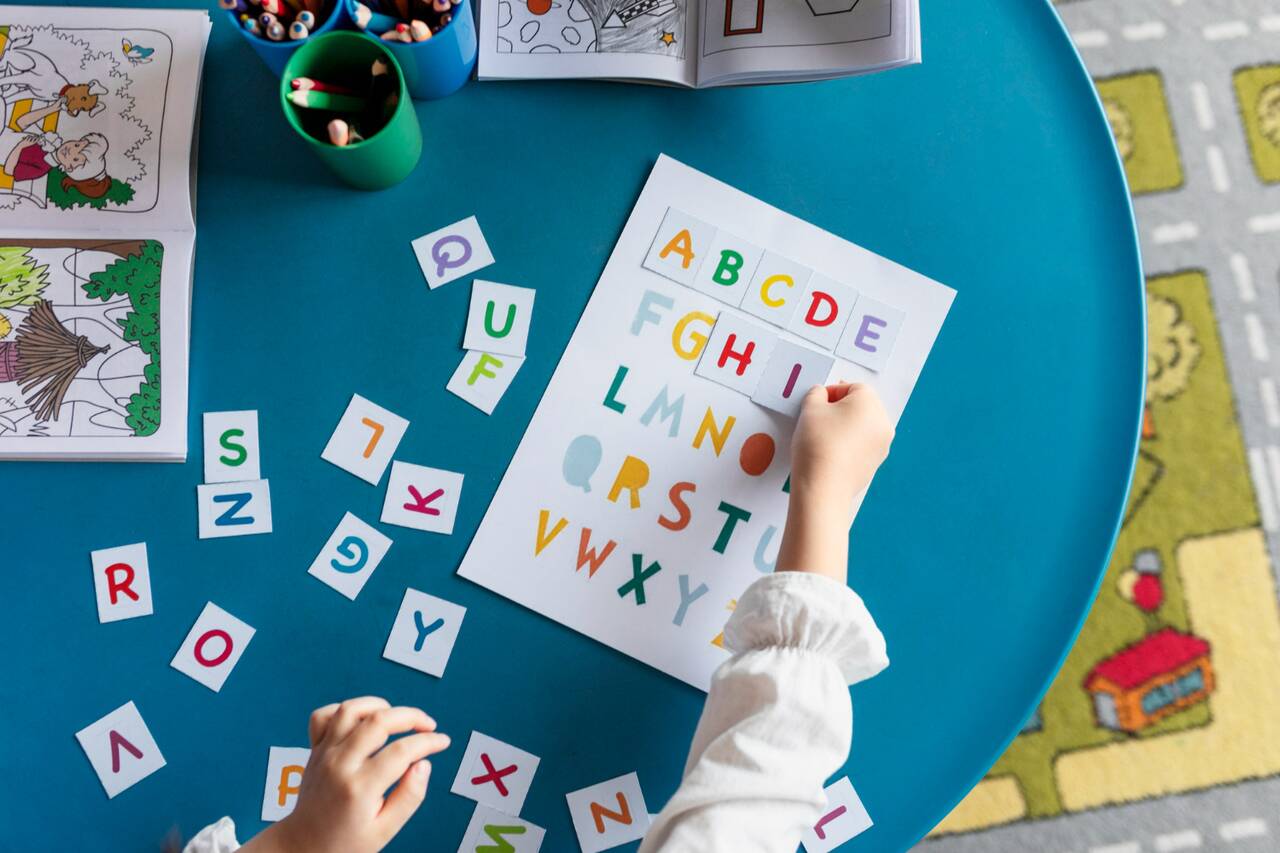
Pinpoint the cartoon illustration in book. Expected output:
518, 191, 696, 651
702, 0, 890, 57
0, 240, 163, 438
0, 23, 172, 212
121, 39, 155, 65
0, 34, 106, 115
496, 0, 685, 58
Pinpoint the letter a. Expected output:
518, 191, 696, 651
659, 229, 696, 269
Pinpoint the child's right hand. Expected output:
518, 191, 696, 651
244, 696, 450, 853
790, 383, 893, 510
777, 384, 893, 582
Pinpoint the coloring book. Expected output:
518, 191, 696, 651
478, 0, 919, 88
458, 155, 953, 689
0, 7, 210, 461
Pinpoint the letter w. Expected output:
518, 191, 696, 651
576, 528, 616, 578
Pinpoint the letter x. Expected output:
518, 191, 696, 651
471, 752, 518, 797
617, 553, 662, 605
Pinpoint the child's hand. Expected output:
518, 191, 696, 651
777, 384, 893, 582
790, 383, 893, 508
244, 696, 450, 853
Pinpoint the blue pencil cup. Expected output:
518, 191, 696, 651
227, 0, 354, 77
344, 0, 476, 100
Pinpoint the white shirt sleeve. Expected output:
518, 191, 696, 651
182, 817, 240, 853
638, 571, 889, 853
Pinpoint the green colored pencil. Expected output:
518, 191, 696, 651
287, 89, 366, 111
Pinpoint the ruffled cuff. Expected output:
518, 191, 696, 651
723, 572, 889, 686
183, 817, 240, 853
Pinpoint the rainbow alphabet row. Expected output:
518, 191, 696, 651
642, 207, 905, 373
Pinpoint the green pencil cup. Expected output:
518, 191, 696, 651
280, 31, 422, 191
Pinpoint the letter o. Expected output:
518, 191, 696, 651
739, 433, 776, 476
194, 628, 233, 667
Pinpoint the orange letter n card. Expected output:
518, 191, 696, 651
566, 772, 651, 853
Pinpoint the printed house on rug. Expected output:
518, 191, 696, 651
1083, 628, 1214, 734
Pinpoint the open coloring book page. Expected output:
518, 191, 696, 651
697, 0, 915, 86
0, 6, 209, 230
458, 155, 954, 689
477, 0, 916, 87
479, 0, 697, 85
0, 237, 191, 459
0, 7, 207, 460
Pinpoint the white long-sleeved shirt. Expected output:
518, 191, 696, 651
638, 571, 888, 852
185, 572, 887, 853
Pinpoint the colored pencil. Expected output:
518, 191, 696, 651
291, 76, 359, 95
288, 21, 309, 39
265, 21, 286, 40
327, 119, 365, 147
352, 2, 399, 32
288, 89, 367, 111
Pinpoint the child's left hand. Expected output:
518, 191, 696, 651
242, 696, 451, 853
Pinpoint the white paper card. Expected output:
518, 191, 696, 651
457, 156, 954, 690
800, 776, 873, 852
91, 542, 153, 623
450, 731, 541, 815
320, 394, 410, 486
382, 587, 466, 678
689, 231, 763, 307
307, 512, 393, 601
196, 480, 273, 539
787, 274, 860, 351
693, 312, 778, 396
202, 410, 261, 483
463, 281, 536, 357
76, 701, 165, 799
447, 350, 525, 415
381, 461, 464, 534
413, 215, 495, 289
170, 602, 256, 692
457, 804, 546, 853
643, 207, 717, 286
751, 339, 835, 418
837, 295, 906, 372
742, 252, 812, 329
261, 746, 311, 822
565, 772, 651, 853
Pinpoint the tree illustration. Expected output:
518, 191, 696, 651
1103, 98, 1135, 161
1145, 292, 1200, 438
0, 247, 51, 308
81, 240, 163, 435
1258, 81, 1280, 149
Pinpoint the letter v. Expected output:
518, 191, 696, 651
535, 509, 568, 556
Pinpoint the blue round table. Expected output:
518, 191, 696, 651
2, 1, 1143, 850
